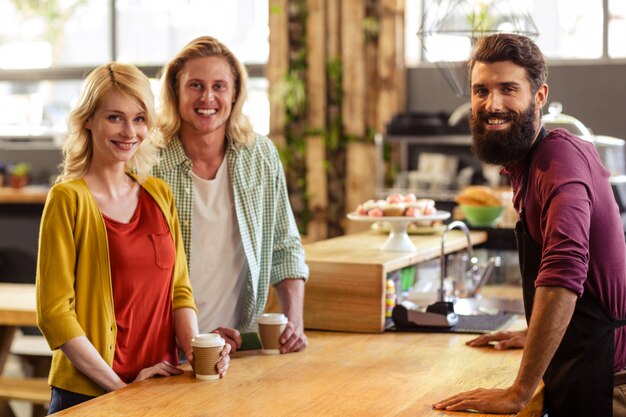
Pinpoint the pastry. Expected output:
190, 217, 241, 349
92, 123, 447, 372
455, 186, 501, 207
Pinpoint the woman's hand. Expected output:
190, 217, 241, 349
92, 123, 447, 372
216, 343, 231, 378
133, 361, 183, 382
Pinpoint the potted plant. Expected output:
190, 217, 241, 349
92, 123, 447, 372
9, 162, 31, 189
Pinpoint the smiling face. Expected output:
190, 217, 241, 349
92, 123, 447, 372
469, 60, 547, 165
85, 89, 147, 167
177, 56, 237, 141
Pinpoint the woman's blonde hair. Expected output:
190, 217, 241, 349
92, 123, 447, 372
157, 36, 255, 148
59, 62, 159, 182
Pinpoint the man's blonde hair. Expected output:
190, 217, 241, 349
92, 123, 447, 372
157, 36, 255, 148
59, 62, 159, 182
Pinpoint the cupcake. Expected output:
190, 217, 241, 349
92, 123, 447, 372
356, 199, 385, 216
382, 194, 405, 216
383, 203, 405, 216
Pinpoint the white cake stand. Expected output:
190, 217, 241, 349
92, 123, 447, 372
347, 211, 451, 252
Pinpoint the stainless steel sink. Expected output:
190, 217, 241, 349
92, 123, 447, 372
453, 296, 525, 316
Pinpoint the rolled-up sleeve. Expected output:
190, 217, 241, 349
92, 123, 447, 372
270, 158, 309, 285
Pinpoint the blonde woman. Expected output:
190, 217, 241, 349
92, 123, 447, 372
153, 36, 309, 353
37, 62, 229, 414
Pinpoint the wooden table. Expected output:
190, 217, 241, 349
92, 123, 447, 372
49, 329, 541, 417
0, 283, 37, 371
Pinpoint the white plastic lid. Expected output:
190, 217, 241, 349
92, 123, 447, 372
257, 313, 288, 325
191, 333, 225, 348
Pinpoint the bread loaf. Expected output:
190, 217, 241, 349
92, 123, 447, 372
455, 186, 501, 207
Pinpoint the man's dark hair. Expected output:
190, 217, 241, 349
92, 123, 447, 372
468, 33, 547, 94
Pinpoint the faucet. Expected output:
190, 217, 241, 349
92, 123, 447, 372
401, 220, 501, 326
438, 221, 500, 302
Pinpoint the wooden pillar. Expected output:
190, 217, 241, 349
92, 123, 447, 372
342, 0, 374, 234
266, 0, 288, 312
267, 0, 289, 149
377, 0, 406, 133
341, 0, 365, 138
306, 0, 329, 241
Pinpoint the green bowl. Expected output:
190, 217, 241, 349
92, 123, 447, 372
460, 205, 504, 227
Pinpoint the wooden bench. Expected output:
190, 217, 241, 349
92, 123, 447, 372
3, 333, 51, 416
0, 376, 50, 404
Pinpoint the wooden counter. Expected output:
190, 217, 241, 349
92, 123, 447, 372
49, 329, 541, 417
0, 186, 49, 204
303, 230, 488, 333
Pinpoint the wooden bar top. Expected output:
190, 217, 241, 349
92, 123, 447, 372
50, 328, 541, 417
0, 186, 49, 204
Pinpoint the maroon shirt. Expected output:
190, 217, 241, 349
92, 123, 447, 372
504, 128, 626, 371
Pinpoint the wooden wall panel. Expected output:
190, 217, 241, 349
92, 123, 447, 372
306, 0, 328, 241
268, 0, 405, 238
307, 0, 327, 130
341, 0, 365, 137
345, 142, 377, 233
377, 0, 406, 133
326, 0, 341, 62
267, 0, 289, 148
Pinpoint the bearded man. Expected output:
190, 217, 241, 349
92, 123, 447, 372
434, 33, 626, 417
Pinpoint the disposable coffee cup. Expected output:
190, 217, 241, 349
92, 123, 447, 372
191, 333, 225, 380
257, 313, 288, 355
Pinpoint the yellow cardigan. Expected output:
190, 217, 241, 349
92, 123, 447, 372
36, 177, 196, 396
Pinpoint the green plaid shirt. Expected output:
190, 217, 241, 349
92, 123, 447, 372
152, 134, 309, 331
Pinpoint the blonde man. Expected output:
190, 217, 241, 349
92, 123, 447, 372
153, 36, 309, 353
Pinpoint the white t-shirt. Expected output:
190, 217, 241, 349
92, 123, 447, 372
189, 159, 247, 332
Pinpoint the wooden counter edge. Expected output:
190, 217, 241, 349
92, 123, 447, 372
0, 186, 49, 204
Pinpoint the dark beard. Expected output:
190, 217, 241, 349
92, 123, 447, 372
470, 102, 537, 166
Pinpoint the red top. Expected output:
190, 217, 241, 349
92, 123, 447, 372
104, 188, 177, 382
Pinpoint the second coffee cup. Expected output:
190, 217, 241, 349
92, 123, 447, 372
257, 313, 288, 354
191, 333, 225, 380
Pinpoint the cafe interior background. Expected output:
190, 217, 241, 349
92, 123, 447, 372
0, 0, 625, 414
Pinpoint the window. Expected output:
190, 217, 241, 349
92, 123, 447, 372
608, 0, 626, 58
115, 0, 269, 65
0, 0, 110, 68
406, 0, 624, 66
535, 0, 603, 59
0, 0, 269, 135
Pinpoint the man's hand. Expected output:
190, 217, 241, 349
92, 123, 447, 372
212, 327, 242, 353
466, 329, 527, 350
274, 278, 307, 353
433, 387, 530, 414
280, 320, 308, 353
133, 361, 183, 382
